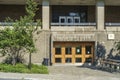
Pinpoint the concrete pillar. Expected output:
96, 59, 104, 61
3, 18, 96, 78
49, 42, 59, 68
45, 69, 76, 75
96, 0, 105, 30
42, 0, 50, 30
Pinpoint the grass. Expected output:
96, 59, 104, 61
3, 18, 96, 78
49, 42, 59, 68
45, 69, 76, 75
0, 63, 49, 74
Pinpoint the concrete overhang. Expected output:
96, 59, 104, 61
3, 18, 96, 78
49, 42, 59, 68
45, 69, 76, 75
0, 0, 120, 5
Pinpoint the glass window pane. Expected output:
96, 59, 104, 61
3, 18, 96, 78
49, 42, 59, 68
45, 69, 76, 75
80, 12, 87, 22
76, 46, 82, 54
85, 46, 92, 54
75, 19, 79, 23
85, 58, 92, 63
65, 47, 72, 55
74, 17, 80, 23
55, 47, 61, 55
65, 58, 72, 63
59, 17, 66, 23
75, 58, 82, 63
55, 58, 61, 63
61, 19, 65, 23
67, 17, 73, 23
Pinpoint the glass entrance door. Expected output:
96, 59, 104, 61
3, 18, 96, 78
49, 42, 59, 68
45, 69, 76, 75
52, 42, 94, 64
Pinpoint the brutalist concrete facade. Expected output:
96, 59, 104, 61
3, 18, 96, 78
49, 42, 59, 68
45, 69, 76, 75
0, 0, 120, 65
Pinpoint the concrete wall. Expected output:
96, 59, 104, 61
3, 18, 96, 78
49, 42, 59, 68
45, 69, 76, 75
24, 30, 51, 64
0, 27, 119, 64
51, 27, 120, 61
0, 4, 120, 65
0, 28, 51, 65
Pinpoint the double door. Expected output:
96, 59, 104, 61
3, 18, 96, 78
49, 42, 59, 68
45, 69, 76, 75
52, 42, 94, 64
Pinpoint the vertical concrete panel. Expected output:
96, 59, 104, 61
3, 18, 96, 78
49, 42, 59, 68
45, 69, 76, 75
31, 30, 46, 64
42, 0, 50, 30
25, 30, 51, 64
96, 0, 105, 30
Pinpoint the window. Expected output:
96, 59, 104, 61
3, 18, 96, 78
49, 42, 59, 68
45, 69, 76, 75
85, 58, 92, 63
55, 58, 61, 63
51, 6, 88, 23
76, 46, 82, 54
59, 17, 66, 23
75, 58, 82, 63
65, 47, 72, 55
85, 46, 92, 54
74, 17, 80, 23
55, 47, 61, 55
67, 17, 73, 23
80, 12, 87, 22
65, 58, 72, 63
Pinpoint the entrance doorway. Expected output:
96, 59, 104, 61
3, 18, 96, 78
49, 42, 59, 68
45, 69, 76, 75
52, 42, 95, 65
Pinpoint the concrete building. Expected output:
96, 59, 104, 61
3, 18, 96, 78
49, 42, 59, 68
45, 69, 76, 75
0, 0, 120, 66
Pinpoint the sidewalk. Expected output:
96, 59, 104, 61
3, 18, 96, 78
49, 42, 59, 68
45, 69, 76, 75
0, 66, 120, 80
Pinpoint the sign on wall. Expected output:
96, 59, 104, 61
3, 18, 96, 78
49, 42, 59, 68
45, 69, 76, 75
108, 34, 115, 40
52, 34, 95, 41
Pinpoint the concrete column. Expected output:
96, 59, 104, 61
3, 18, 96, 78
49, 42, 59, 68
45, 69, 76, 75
96, 0, 105, 30
42, 0, 50, 30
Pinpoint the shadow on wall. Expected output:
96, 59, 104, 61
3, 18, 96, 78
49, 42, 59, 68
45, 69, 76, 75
107, 48, 114, 59
113, 54, 120, 60
95, 42, 106, 66
81, 42, 106, 67
107, 47, 120, 60
96, 42, 106, 59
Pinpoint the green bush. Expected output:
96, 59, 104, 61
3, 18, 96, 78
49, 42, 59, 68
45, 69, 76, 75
0, 63, 48, 74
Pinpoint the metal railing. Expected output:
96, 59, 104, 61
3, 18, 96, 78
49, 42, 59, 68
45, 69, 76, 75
105, 23, 120, 26
0, 22, 14, 26
51, 22, 96, 26
0, 22, 39, 26
100, 59, 120, 72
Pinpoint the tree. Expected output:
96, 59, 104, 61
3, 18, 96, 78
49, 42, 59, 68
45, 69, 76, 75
115, 41, 120, 54
0, 27, 27, 65
15, 0, 40, 69
0, 0, 40, 67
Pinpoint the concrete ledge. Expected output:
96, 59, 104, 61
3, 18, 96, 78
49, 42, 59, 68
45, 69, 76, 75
51, 26, 96, 32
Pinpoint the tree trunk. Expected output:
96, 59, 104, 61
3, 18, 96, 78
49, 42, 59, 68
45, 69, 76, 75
28, 52, 31, 69
12, 55, 16, 66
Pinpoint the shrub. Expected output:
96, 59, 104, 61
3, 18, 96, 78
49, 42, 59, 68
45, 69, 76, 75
0, 63, 48, 74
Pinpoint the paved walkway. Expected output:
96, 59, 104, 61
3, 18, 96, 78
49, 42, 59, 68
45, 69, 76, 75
0, 66, 120, 80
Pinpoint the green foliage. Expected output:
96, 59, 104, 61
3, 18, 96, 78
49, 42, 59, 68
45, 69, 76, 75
0, 0, 40, 66
0, 28, 26, 65
0, 63, 49, 74
115, 41, 120, 54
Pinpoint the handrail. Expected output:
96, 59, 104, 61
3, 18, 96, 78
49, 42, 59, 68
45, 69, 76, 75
0, 22, 39, 26
51, 22, 96, 26
0, 22, 14, 26
100, 58, 120, 72
105, 23, 120, 26
104, 59, 120, 63
101, 60, 120, 66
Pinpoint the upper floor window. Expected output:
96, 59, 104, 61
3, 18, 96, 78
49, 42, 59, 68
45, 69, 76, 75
51, 5, 87, 23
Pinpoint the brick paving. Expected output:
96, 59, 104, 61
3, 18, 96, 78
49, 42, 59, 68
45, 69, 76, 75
48, 66, 120, 80
0, 66, 119, 80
